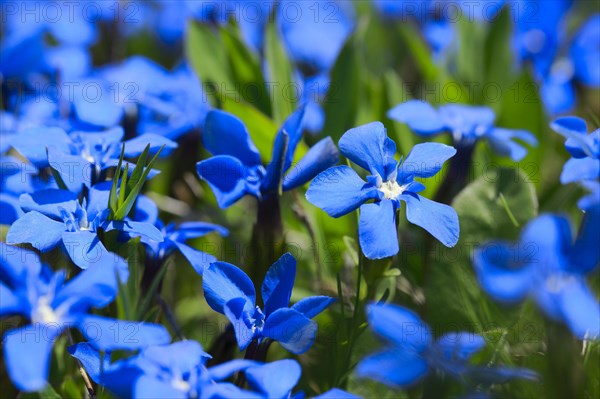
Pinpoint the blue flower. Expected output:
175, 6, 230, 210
473, 208, 600, 339
388, 101, 538, 161
357, 303, 537, 388
306, 122, 459, 259
8, 126, 176, 192
550, 116, 599, 209
571, 14, 600, 87
69, 339, 305, 399
196, 109, 339, 208
202, 253, 335, 354
277, 0, 354, 73
6, 186, 163, 269
0, 243, 170, 392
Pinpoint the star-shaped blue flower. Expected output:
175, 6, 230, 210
473, 207, 600, 340
196, 109, 338, 208
0, 243, 170, 392
6, 186, 163, 269
388, 101, 538, 161
357, 303, 537, 388
202, 253, 334, 354
307, 121, 460, 259
550, 116, 599, 210
9, 126, 176, 192
70, 339, 306, 399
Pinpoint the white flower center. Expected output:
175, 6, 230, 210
32, 296, 59, 324
171, 377, 190, 392
380, 181, 404, 200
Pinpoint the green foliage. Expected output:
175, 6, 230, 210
108, 145, 164, 221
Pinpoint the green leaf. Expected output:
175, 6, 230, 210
113, 146, 164, 220
220, 22, 271, 114
343, 236, 359, 266
453, 167, 539, 241
186, 21, 233, 106
109, 145, 125, 215
484, 5, 515, 107
396, 23, 440, 82
264, 21, 297, 125
21, 385, 62, 399
323, 35, 360, 142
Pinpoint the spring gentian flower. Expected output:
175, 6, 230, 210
388, 101, 537, 161
473, 207, 600, 339
571, 14, 600, 87
307, 122, 459, 259
0, 243, 170, 392
6, 187, 163, 269
277, 0, 354, 74
202, 253, 334, 353
69, 339, 304, 399
550, 116, 599, 210
196, 109, 338, 208
357, 303, 537, 388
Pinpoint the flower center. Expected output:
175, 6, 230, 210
32, 296, 59, 324
379, 181, 404, 200
171, 377, 190, 392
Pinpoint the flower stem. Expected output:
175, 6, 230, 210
249, 194, 284, 291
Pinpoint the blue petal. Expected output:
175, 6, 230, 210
550, 116, 593, 158
134, 376, 187, 399
47, 148, 92, 191
54, 255, 127, 310
338, 121, 392, 177
387, 100, 446, 135
172, 241, 216, 276
78, 316, 171, 351
4, 324, 63, 392
291, 296, 335, 319
578, 181, 600, 210
197, 155, 254, 208
203, 110, 261, 166
473, 242, 533, 303
435, 332, 486, 361
261, 130, 289, 193
208, 359, 261, 381
262, 308, 317, 354
102, 220, 164, 242
123, 133, 178, 158
0, 243, 42, 286
9, 126, 72, 167
283, 137, 339, 191
0, 282, 23, 316
570, 203, 600, 274
173, 221, 229, 241
398, 143, 457, 179
201, 383, 264, 399
262, 253, 296, 316
86, 182, 112, 222
19, 189, 79, 219
402, 194, 460, 247
281, 107, 307, 171
556, 279, 600, 339
202, 261, 256, 314
540, 78, 576, 116
306, 166, 380, 218
67, 342, 111, 383
358, 200, 399, 259
62, 230, 111, 270
486, 128, 538, 161
7, 211, 65, 252
224, 298, 255, 351
366, 303, 431, 350
520, 214, 573, 272
561, 157, 600, 184
142, 340, 211, 373
356, 348, 428, 388
0, 194, 23, 225
134, 194, 160, 225
72, 84, 124, 127
245, 359, 302, 399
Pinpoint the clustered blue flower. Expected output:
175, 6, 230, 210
1, 1, 599, 398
